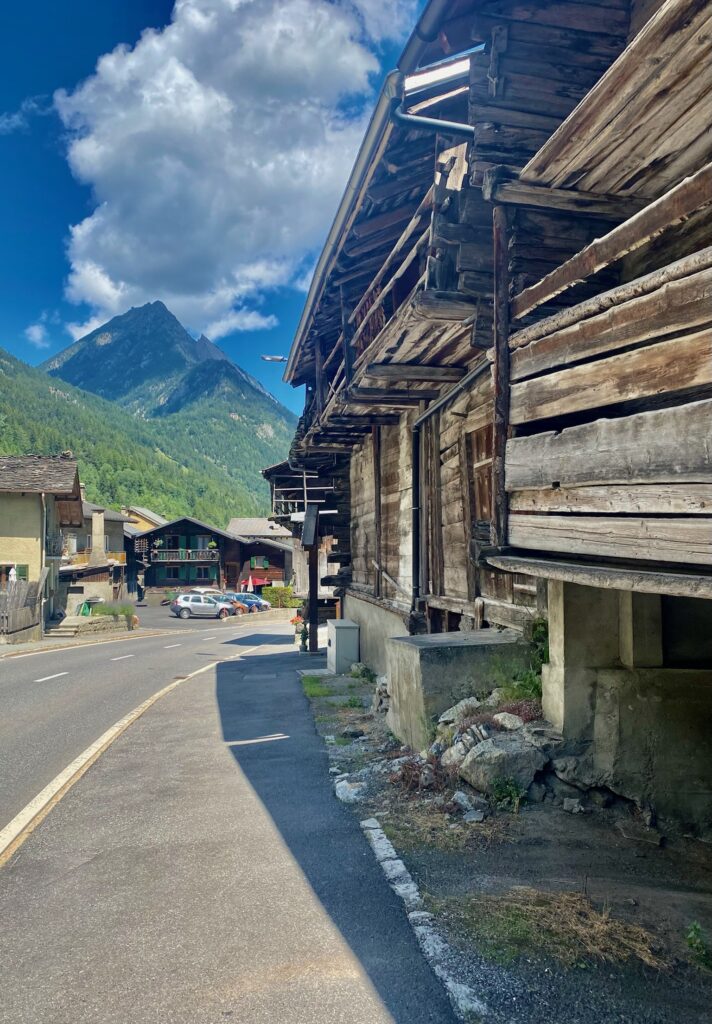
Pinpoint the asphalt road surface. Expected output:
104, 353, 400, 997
0, 623, 457, 1023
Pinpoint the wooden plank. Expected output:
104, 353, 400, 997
348, 386, 440, 404
510, 327, 712, 424
459, 428, 476, 601
510, 246, 712, 350
491, 205, 510, 548
482, 167, 642, 218
372, 426, 382, 598
486, 553, 712, 601
508, 513, 712, 565
523, 0, 712, 186
475, 1, 628, 33
365, 363, 466, 383
511, 266, 712, 380
505, 398, 712, 490
511, 163, 712, 320
411, 291, 479, 321
510, 484, 712, 515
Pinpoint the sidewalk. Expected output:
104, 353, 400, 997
0, 626, 457, 1023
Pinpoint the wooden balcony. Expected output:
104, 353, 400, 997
65, 549, 127, 565
152, 548, 220, 562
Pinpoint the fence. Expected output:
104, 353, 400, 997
0, 579, 42, 636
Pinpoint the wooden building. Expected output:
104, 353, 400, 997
269, 0, 712, 824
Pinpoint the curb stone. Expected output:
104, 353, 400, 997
359, 817, 489, 1022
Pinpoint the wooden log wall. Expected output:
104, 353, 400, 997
505, 232, 712, 567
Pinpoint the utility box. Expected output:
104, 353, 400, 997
327, 618, 359, 674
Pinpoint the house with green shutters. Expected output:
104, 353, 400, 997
132, 516, 292, 593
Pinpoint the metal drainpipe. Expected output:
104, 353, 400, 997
410, 360, 491, 612
391, 98, 476, 141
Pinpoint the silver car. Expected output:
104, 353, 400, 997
170, 594, 231, 619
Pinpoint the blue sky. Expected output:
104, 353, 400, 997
0, 1, 415, 413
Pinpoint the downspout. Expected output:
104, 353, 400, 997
410, 360, 491, 612
40, 492, 47, 634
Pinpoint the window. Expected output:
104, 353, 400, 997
164, 566, 180, 580
194, 535, 211, 550
0, 564, 28, 583
190, 595, 203, 604
195, 566, 210, 580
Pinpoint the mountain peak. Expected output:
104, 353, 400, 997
42, 302, 230, 404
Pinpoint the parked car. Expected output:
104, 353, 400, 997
170, 594, 233, 619
227, 591, 270, 611
188, 588, 249, 614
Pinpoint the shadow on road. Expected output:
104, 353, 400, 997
215, 631, 456, 1023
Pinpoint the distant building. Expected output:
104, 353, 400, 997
0, 453, 82, 639
58, 492, 136, 610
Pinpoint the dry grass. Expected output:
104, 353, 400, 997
429, 887, 669, 970
382, 802, 514, 854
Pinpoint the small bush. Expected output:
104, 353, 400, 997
350, 662, 377, 684
261, 585, 302, 609
345, 695, 363, 708
491, 776, 527, 813
687, 922, 712, 970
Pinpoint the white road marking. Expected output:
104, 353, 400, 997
163, 644, 182, 649
34, 672, 69, 683
201, 636, 217, 641
110, 654, 134, 662
0, 639, 265, 866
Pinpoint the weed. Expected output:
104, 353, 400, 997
429, 887, 667, 970
301, 675, 335, 698
333, 736, 352, 746
345, 695, 364, 709
491, 777, 527, 813
390, 754, 452, 793
686, 921, 712, 970
350, 663, 377, 684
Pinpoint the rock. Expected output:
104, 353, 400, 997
334, 780, 366, 803
552, 754, 603, 789
482, 687, 509, 708
328, 767, 341, 776
452, 790, 473, 813
459, 735, 547, 795
463, 809, 486, 823
441, 741, 468, 768
615, 819, 664, 847
351, 662, 368, 675
371, 675, 390, 713
563, 797, 585, 814
527, 781, 547, 803
435, 723, 454, 746
545, 774, 582, 802
429, 741, 445, 758
341, 727, 365, 739
493, 712, 524, 731
460, 731, 477, 752
419, 764, 436, 789
520, 721, 565, 755
438, 697, 483, 725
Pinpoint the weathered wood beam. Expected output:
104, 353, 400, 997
491, 204, 510, 548
373, 426, 382, 598
411, 290, 479, 321
511, 265, 712, 381
510, 483, 712, 515
347, 386, 440, 406
364, 363, 466, 383
314, 338, 324, 416
486, 554, 712, 601
508, 513, 712, 566
512, 162, 712, 320
351, 203, 419, 240
340, 286, 354, 385
505, 398, 712, 491
329, 414, 400, 426
482, 166, 642, 218
510, 246, 712, 351
510, 327, 712, 424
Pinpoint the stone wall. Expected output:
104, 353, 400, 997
343, 592, 409, 676
386, 629, 528, 750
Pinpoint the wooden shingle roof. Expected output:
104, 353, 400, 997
0, 454, 80, 496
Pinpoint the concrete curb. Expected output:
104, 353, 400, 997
359, 817, 488, 1022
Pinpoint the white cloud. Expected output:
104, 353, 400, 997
55, 0, 415, 340
24, 322, 50, 348
0, 96, 48, 135
206, 308, 279, 339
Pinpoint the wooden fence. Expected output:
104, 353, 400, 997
0, 579, 42, 636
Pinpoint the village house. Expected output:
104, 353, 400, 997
266, 0, 712, 831
57, 490, 135, 611
133, 515, 293, 594
0, 453, 82, 640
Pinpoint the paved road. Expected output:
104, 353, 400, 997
0, 624, 456, 1023
0, 615, 276, 828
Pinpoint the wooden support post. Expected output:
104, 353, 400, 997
308, 544, 319, 654
314, 338, 324, 417
372, 425, 382, 598
459, 431, 477, 602
491, 204, 511, 549
482, 166, 642, 219
340, 285, 354, 384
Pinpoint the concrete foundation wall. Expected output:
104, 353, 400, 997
343, 593, 409, 676
543, 580, 712, 830
386, 629, 528, 750
594, 667, 712, 829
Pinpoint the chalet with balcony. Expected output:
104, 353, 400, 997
133, 516, 292, 593
268, 0, 712, 830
